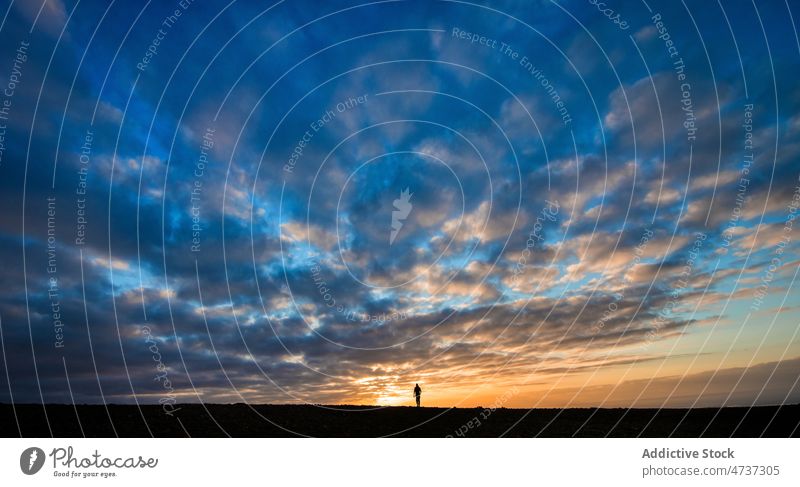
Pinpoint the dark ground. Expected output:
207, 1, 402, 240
1, 403, 798, 437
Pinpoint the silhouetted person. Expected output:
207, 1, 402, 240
413, 383, 422, 407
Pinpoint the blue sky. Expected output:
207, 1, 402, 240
0, 0, 799, 409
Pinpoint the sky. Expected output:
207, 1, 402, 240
0, 0, 799, 411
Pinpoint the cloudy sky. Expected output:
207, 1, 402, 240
0, 0, 799, 411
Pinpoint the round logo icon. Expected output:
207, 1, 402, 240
20, 447, 45, 475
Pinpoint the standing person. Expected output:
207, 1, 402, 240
413, 383, 422, 407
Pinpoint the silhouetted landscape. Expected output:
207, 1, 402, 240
2, 403, 798, 437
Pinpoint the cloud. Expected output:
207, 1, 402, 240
0, 0, 798, 410
13, 0, 68, 37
